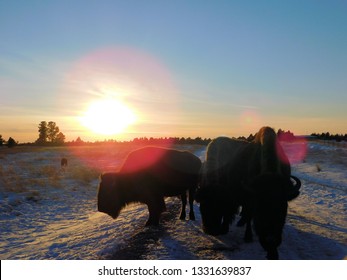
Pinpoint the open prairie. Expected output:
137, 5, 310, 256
0, 142, 346, 259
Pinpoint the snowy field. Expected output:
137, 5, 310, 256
0, 141, 346, 260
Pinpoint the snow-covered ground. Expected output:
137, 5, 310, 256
0, 142, 346, 260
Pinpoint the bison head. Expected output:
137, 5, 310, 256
196, 185, 236, 236
248, 173, 298, 259
97, 173, 124, 219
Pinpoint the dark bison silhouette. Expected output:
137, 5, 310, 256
97, 146, 202, 226
61, 158, 68, 167
196, 126, 301, 259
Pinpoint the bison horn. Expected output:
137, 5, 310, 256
287, 175, 301, 201
290, 175, 301, 191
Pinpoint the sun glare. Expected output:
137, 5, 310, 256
80, 99, 137, 135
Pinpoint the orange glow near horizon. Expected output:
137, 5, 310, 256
58, 46, 180, 141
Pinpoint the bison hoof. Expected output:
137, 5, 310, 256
266, 253, 279, 260
145, 220, 159, 226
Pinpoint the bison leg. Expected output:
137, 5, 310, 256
236, 207, 247, 227
179, 192, 187, 220
146, 197, 166, 226
239, 204, 253, 242
244, 220, 253, 243
220, 215, 230, 234
188, 188, 196, 221
266, 249, 279, 260
259, 235, 282, 260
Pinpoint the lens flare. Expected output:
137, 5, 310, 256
278, 134, 307, 164
239, 109, 263, 134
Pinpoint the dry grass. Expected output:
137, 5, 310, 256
40, 165, 60, 178
0, 163, 27, 193
68, 165, 100, 183
1, 177, 28, 193
25, 190, 41, 202
0, 143, 207, 194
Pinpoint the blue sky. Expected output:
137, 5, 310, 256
1, 0, 346, 142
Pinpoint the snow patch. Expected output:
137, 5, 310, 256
0, 143, 346, 259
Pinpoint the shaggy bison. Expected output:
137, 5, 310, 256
97, 146, 202, 226
61, 158, 68, 167
196, 126, 301, 259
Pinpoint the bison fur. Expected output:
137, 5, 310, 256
97, 146, 202, 226
61, 158, 68, 167
196, 126, 301, 259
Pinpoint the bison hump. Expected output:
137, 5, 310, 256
120, 146, 200, 174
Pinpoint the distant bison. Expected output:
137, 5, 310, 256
197, 127, 301, 259
97, 147, 202, 226
61, 158, 68, 167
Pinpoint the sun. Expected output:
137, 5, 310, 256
80, 99, 137, 135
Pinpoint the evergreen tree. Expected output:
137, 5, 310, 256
74, 137, 84, 145
47, 121, 60, 143
36, 121, 48, 144
0, 134, 4, 146
7, 137, 17, 148
55, 132, 66, 145
36, 121, 65, 145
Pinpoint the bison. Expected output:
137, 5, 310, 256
196, 126, 301, 259
61, 158, 68, 167
97, 146, 202, 226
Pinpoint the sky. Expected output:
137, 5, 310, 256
1, 0, 346, 142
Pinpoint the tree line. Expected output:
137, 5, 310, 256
1, 121, 346, 148
0, 135, 17, 148
0, 121, 66, 148
36, 121, 66, 145
310, 132, 347, 142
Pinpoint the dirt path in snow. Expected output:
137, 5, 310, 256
109, 202, 182, 260
104, 199, 258, 260
101, 178, 347, 260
